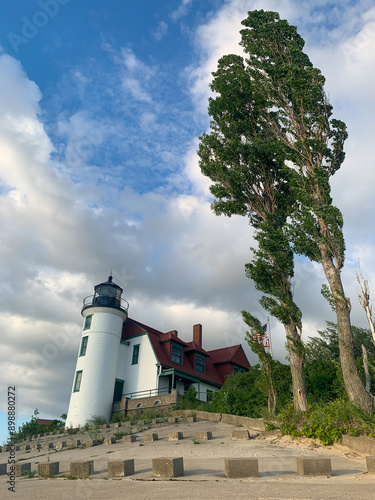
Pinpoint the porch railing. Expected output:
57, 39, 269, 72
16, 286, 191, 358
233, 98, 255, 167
122, 387, 172, 400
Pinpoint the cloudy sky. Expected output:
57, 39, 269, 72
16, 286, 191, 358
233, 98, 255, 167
0, 0, 374, 443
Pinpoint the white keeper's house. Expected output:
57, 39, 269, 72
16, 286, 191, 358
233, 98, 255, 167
65, 276, 250, 428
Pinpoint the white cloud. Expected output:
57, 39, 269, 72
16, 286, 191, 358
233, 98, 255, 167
170, 0, 194, 22
152, 20, 168, 41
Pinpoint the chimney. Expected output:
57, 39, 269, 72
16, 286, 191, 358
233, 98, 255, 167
193, 324, 202, 347
170, 330, 178, 337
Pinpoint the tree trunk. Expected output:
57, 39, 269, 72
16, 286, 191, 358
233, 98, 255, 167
364, 305, 375, 347
321, 254, 372, 412
284, 323, 309, 412
362, 344, 371, 394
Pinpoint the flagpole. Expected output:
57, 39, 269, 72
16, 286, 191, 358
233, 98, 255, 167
267, 316, 273, 358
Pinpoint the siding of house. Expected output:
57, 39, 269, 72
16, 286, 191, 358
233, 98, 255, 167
116, 333, 159, 396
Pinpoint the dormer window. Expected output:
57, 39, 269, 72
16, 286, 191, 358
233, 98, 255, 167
195, 354, 205, 374
171, 344, 183, 365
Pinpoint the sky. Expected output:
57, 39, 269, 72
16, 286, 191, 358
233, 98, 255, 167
0, 0, 374, 444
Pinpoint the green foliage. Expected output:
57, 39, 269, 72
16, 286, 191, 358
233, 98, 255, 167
305, 358, 345, 404
279, 399, 375, 445
9, 409, 65, 444
321, 284, 336, 312
111, 412, 125, 423
210, 369, 265, 417
175, 386, 201, 410
85, 415, 107, 427
209, 364, 292, 418
305, 321, 375, 362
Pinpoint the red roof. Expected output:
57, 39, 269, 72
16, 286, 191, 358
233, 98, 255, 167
37, 419, 54, 426
210, 345, 251, 368
121, 318, 250, 387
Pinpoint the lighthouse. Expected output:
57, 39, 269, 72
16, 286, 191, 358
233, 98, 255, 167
65, 276, 129, 428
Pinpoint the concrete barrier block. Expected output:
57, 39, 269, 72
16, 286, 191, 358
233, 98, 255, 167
195, 431, 212, 441
153, 457, 184, 477
43, 442, 54, 449
69, 460, 94, 478
297, 457, 332, 476
38, 462, 59, 477
107, 460, 134, 477
168, 432, 183, 441
103, 437, 116, 445
32, 443, 42, 451
341, 435, 375, 455
114, 422, 122, 428
152, 418, 162, 424
56, 441, 67, 450
232, 429, 250, 440
224, 458, 259, 478
143, 433, 158, 442
85, 440, 98, 447
20, 444, 30, 451
186, 416, 196, 423
168, 417, 178, 423
0, 463, 7, 475
101, 424, 110, 429
15, 463, 31, 476
122, 435, 136, 443
71, 439, 81, 447
366, 456, 375, 474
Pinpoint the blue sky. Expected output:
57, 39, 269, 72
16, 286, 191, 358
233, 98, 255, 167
0, 0, 375, 444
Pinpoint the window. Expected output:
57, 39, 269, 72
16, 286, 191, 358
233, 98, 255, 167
206, 389, 214, 403
83, 315, 92, 330
73, 371, 82, 392
171, 344, 183, 365
79, 336, 88, 356
233, 365, 246, 374
132, 344, 140, 365
195, 354, 205, 374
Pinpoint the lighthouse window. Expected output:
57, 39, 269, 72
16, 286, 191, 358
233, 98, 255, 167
73, 370, 82, 392
132, 344, 140, 365
83, 315, 92, 330
79, 336, 88, 357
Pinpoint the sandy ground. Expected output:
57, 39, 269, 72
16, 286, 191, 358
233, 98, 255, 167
1, 419, 373, 499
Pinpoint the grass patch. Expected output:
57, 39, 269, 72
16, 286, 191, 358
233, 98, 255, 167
278, 399, 375, 445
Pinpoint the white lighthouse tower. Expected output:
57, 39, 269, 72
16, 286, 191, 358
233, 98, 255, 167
66, 276, 128, 428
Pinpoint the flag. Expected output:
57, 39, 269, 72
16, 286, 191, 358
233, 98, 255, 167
253, 323, 268, 341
